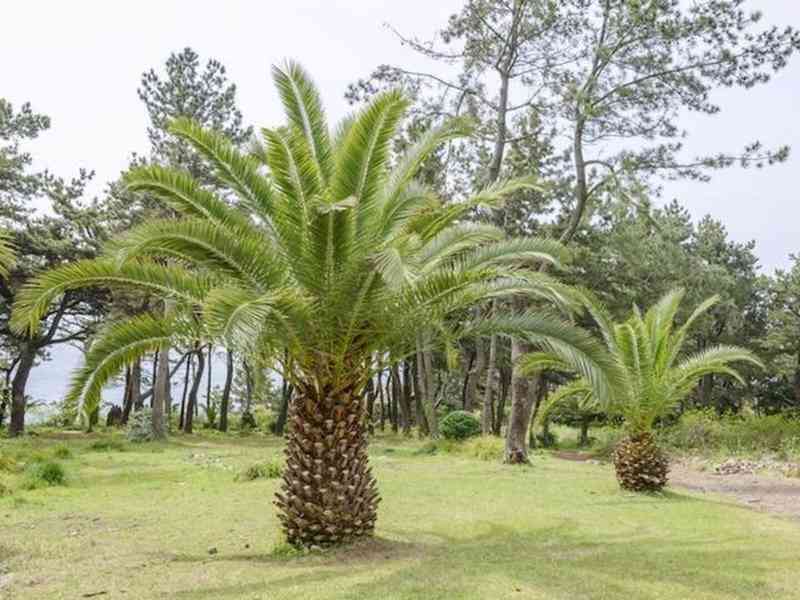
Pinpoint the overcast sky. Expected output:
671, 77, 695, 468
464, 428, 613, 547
2, 0, 799, 277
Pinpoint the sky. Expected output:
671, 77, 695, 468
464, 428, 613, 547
2, 0, 799, 409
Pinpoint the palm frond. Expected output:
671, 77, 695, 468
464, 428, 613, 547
168, 117, 274, 220
272, 61, 334, 186
124, 165, 249, 230
0, 231, 15, 278
64, 314, 177, 420
11, 260, 210, 335
107, 218, 287, 290
382, 116, 473, 207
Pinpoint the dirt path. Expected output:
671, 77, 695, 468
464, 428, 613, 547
668, 461, 800, 521
551, 451, 800, 521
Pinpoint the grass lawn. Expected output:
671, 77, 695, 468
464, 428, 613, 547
1, 432, 799, 600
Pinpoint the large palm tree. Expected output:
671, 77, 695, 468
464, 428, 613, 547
521, 289, 762, 491
12, 62, 605, 547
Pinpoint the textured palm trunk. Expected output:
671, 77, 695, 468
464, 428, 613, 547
613, 432, 669, 492
275, 381, 380, 548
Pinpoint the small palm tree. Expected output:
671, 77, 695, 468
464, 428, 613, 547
521, 289, 762, 491
12, 62, 603, 547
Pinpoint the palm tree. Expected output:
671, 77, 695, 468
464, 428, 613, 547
521, 289, 762, 491
12, 62, 604, 547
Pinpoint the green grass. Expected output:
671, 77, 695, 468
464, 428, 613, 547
1, 432, 799, 599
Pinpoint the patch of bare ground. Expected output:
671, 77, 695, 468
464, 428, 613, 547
668, 459, 800, 521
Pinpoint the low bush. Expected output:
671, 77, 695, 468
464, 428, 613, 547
52, 445, 73, 460
440, 411, 481, 441
126, 409, 155, 443
236, 459, 283, 482
461, 436, 504, 461
21, 460, 66, 489
0, 479, 11, 497
662, 410, 800, 458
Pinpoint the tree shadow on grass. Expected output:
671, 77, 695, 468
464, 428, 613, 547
165, 518, 789, 600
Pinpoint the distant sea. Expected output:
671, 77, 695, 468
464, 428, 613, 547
25, 345, 229, 424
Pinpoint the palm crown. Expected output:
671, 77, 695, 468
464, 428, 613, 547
522, 289, 763, 434
11, 62, 605, 547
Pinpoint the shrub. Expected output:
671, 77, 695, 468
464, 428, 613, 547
240, 410, 257, 431
589, 427, 625, 461
440, 411, 481, 441
662, 410, 800, 457
21, 460, 66, 489
236, 459, 283, 482
0, 479, 11, 497
662, 409, 722, 451
126, 409, 155, 443
52, 445, 73, 460
462, 436, 504, 461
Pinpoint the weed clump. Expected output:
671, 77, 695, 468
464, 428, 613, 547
21, 460, 66, 489
89, 438, 126, 452
52, 445, 73, 459
236, 459, 283, 482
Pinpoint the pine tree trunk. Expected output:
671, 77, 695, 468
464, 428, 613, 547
184, 346, 205, 434
121, 367, 134, 424
465, 340, 485, 412
400, 361, 413, 435
8, 344, 35, 437
389, 368, 399, 434
505, 339, 538, 463
794, 350, 800, 406
152, 344, 170, 440
131, 359, 142, 411
493, 368, 509, 436
218, 349, 234, 432
481, 334, 498, 434
275, 381, 379, 548
179, 352, 192, 429
415, 340, 438, 438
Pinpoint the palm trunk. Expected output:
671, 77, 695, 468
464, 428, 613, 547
275, 380, 379, 548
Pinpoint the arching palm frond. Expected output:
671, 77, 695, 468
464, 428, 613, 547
0, 231, 15, 279
63, 314, 180, 421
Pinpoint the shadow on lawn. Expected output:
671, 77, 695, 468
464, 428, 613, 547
168, 517, 781, 600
